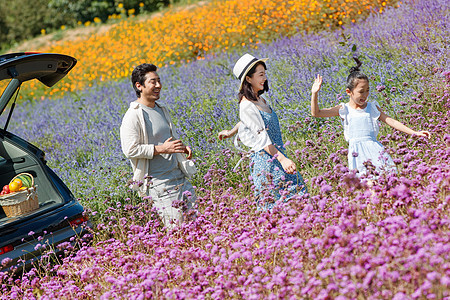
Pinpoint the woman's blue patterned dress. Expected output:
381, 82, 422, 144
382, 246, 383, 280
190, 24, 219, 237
250, 108, 307, 210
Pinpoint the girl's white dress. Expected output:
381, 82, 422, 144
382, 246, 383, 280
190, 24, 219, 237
339, 101, 396, 177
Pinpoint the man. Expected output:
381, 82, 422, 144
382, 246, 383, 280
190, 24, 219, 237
120, 63, 196, 228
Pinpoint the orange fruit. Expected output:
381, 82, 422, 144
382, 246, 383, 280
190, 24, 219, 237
9, 179, 22, 192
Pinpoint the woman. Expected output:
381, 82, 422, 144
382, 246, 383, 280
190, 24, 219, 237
219, 54, 307, 209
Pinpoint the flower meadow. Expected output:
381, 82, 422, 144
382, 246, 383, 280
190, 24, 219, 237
13, 0, 398, 100
1, 0, 450, 298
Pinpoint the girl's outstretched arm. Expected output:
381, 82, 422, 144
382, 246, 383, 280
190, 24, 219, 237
311, 74, 341, 118
378, 107, 431, 137
218, 121, 242, 140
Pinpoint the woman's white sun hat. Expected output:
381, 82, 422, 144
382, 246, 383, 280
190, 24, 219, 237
233, 53, 268, 91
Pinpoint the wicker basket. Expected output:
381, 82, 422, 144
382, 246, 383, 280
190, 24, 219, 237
0, 173, 38, 218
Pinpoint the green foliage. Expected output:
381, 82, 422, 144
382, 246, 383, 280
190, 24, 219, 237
0, 0, 191, 52
0, 0, 66, 50
0, 10, 8, 49
48, 0, 116, 24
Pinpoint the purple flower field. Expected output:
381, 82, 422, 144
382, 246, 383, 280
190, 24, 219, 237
1, 0, 449, 298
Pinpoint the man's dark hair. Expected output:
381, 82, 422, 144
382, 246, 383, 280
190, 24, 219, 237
131, 63, 158, 98
238, 61, 269, 103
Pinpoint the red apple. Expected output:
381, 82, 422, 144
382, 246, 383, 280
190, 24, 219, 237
2, 185, 10, 194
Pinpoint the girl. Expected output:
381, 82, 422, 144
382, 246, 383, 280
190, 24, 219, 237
310, 59, 430, 178
219, 53, 307, 209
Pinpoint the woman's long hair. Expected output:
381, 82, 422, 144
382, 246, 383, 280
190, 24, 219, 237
238, 61, 269, 103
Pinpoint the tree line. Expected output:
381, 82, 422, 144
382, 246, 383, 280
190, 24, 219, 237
0, 0, 190, 51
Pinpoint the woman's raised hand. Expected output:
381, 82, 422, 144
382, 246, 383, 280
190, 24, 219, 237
311, 74, 323, 94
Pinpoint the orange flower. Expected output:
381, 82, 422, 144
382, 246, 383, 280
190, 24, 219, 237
20, 0, 397, 99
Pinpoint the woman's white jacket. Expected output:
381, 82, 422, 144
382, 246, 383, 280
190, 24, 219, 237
237, 99, 272, 152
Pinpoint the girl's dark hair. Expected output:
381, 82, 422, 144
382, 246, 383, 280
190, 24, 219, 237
346, 57, 369, 91
131, 63, 158, 97
238, 61, 269, 102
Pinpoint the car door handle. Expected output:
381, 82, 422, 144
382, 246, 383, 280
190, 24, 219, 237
11, 157, 25, 163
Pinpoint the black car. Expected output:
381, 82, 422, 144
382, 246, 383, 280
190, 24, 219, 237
0, 52, 91, 274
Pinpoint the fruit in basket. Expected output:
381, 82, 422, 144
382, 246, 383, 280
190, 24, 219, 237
1, 185, 10, 195
16, 174, 33, 188
9, 179, 22, 192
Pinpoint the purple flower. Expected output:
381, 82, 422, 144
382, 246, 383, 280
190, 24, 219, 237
320, 184, 332, 194
376, 85, 386, 92
253, 266, 267, 276
442, 70, 450, 83
1, 258, 12, 267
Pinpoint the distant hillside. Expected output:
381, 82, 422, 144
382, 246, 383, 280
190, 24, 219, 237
6, 0, 398, 101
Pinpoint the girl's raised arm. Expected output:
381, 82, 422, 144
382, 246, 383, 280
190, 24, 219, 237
310, 74, 341, 118
377, 106, 430, 137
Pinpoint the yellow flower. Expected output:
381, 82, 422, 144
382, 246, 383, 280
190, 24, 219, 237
22, 0, 396, 99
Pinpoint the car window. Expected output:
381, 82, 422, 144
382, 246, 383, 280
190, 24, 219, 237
0, 78, 13, 116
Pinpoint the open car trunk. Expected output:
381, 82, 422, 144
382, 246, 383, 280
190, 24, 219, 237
0, 52, 77, 221
0, 53, 89, 274
0, 52, 77, 116
0, 132, 66, 222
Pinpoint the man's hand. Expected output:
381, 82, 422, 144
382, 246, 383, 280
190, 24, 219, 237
155, 137, 186, 155
185, 146, 193, 160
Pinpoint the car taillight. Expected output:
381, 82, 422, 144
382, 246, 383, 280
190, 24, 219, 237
0, 244, 13, 255
69, 216, 89, 227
